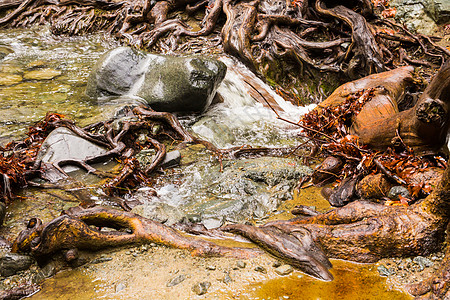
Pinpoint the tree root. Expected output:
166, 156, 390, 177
1, 0, 448, 90
12, 206, 262, 259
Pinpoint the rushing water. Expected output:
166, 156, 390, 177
0, 26, 412, 299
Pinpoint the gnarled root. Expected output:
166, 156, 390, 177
12, 206, 262, 259
223, 165, 450, 280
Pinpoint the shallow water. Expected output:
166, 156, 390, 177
0, 26, 413, 299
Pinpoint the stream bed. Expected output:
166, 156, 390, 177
0, 27, 416, 299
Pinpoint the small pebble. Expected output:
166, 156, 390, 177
206, 265, 216, 271
91, 257, 113, 264
166, 274, 186, 287
274, 265, 293, 276
115, 283, 126, 293
192, 281, 211, 295
223, 273, 232, 284
236, 261, 246, 269
377, 265, 391, 276
254, 266, 267, 274
272, 261, 282, 268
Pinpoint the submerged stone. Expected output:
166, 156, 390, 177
86, 46, 226, 113
166, 274, 186, 287
0, 73, 22, 86
23, 68, 61, 80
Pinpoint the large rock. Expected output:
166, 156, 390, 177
86, 47, 226, 113
36, 127, 108, 180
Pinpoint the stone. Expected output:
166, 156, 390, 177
86, 47, 226, 113
39, 261, 58, 278
377, 265, 391, 277
274, 265, 293, 276
0, 73, 22, 86
23, 68, 61, 80
91, 257, 113, 264
236, 261, 246, 268
0, 253, 33, 277
222, 273, 232, 284
160, 150, 181, 169
166, 274, 186, 287
254, 266, 267, 274
36, 127, 108, 178
115, 282, 126, 293
390, 0, 439, 35
192, 281, 211, 295
388, 186, 410, 200
413, 256, 434, 268
272, 261, 282, 268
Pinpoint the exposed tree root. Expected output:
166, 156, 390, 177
12, 206, 262, 259
0, 0, 448, 97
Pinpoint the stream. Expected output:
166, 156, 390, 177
0, 27, 414, 299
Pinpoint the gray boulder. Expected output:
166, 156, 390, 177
86, 47, 226, 113
36, 127, 108, 181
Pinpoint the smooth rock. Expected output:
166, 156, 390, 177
254, 266, 267, 274
388, 186, 410, 200
0, 73, 22, 86
36, 127, 108, 177
23, 68, 61, 80
86, 47, 226, 113
166, 274, 186, 287
274, 265, 293, 276
160, 150, 181, 168
0, 253, 33, 277
236, 261, 246, 268
192, 281, 211, 295
115, 282, 126, 292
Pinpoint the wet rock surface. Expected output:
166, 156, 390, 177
131, 152, 312, 228
86, 47, 226, 113
36, 127, 108, 176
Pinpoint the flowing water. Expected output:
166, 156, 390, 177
0, 26, 412, 299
